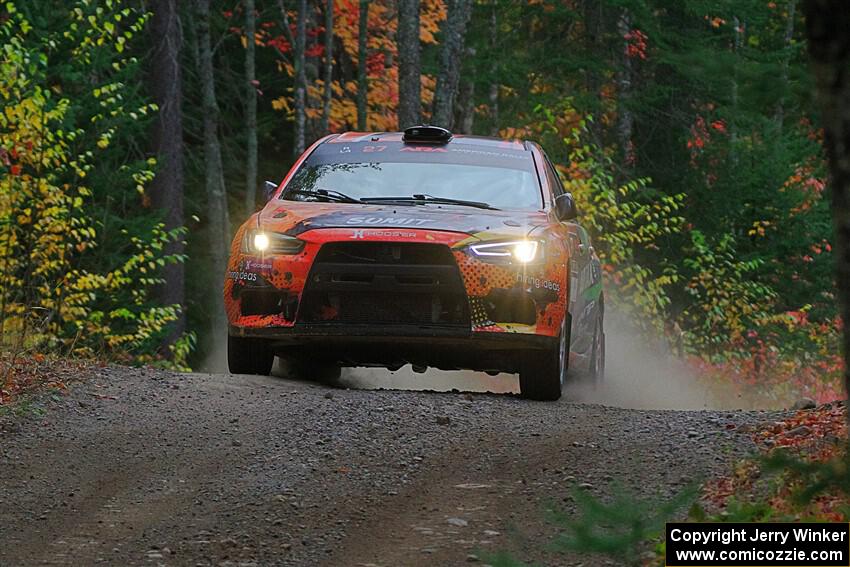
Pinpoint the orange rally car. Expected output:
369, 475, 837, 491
225, 126, 604, 400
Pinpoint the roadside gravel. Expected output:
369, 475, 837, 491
0, 366, 784, 566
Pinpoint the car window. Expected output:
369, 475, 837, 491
579, 225, 592, 247
282, 141, 544, 211
542, 154, 565, 197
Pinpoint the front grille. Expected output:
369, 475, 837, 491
314, 241, 456, 265
298, 242, 469, 327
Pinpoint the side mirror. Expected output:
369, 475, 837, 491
264, 180, 279, 202
554, 193, 577, 221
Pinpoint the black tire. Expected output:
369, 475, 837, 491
519, 316, 569, 401
228, 335, 275, 375
588, 313, 605, 382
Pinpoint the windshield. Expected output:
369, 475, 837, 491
281, 141, 543, 210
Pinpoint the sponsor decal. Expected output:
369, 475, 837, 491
450, 148, 529, 161
242, 260, 273, 272
399, 146, 448, 152
350, 229, 418, 239
345, 216, 431, 226
228, 271, 259, 282
516, 273, 561, 292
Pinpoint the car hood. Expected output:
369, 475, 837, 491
257, 201, 549, 239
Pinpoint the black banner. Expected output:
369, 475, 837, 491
666, 523, 850, 566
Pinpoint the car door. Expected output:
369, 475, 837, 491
540, 152, 592, 352
571, 224, 599, 355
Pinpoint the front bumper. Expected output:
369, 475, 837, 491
230, 322, 555, 347
229, 323, 558, 373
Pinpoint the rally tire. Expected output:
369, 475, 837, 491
518, 316, 569, 401
228, 335, 275, 375
589, 314, 606, 382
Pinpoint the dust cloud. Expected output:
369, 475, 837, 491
343, 313, 763, 410
198, 330, 228, 374
562, 313, 726, 410
207, 312, 774, 410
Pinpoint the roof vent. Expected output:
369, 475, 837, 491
402, 125, 453, 143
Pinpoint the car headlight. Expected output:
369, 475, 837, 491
469, 240, 543, 264
253, 233, 270, 252
242, 229, 305, 254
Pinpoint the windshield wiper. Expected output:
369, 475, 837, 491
285, 188, 362, 204
362, 194, 499, 211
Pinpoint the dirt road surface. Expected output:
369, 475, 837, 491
0, 365, 779, 566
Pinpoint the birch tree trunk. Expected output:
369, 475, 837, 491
455, 51, 475, 134
583, 0, 603, 143
305, 3, 319, 143
803, 0, 850, 416
731, 16, 745, 166
356, 0, 369, 130
196, 0, 231, 333
775, 0, 796, 128
397, 0, 421, 129
616, 9, 634, 168
321, 0, 334, 133
432, 0, 472, 129
488, 2, 499, 136
294, 0, 307, 155
149, 0, 185, 346
244, 0, 258, 212
275, 0, 297, 56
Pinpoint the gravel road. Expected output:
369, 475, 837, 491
0, 365, 782, 566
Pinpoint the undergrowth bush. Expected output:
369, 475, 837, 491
0, 2, 193, 372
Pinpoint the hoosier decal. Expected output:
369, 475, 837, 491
350, 230, 418, 239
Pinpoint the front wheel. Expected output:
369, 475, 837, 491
518, 316, 569, 401
228, 335, 275, 375
588, 313, 605, 382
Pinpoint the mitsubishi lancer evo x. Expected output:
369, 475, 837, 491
225, 125, 604, 400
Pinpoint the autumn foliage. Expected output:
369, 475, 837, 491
702, 402, 848, 523
262, 0, 447, 131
